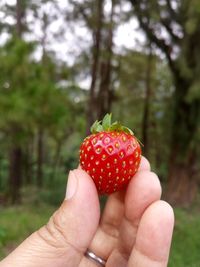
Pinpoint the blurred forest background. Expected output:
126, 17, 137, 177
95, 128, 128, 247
0, 0, 200, 265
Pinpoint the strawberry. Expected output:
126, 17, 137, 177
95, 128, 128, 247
79, 114, 142, 194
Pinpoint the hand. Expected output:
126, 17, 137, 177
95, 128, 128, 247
0, 156, 174, 267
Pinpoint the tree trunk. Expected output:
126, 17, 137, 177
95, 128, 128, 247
16, 0, 23, 37
166, 81, 200, 206
8, 0, 24, 203
86, 0, 104, 133
167, 161, 198, 206
128, 0, 200, 207
24, 139, 33, 185
0, 155, 2, 191
51, 139, 62, 182
97, 0, 115, 119
9, 144, 22, 204
142, 47, 153, 157
24, 150, 30, 185
36, 127, 44, 187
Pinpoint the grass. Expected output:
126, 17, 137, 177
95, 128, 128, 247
0, 204, 54, 259
169, 208, 200, 267
0, 204, 200, 266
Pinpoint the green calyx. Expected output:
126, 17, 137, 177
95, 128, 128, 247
90, 113, 134, 135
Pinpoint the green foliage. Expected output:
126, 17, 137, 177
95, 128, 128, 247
0, 205, 54, 258
113, 50, 173, 171
0, 35, 85, 198
0, 37, 75, 137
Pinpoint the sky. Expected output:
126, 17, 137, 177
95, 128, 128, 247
1, 0, 145, 58
1, 0, 146, 88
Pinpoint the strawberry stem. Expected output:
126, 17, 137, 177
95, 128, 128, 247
90, 113, 134, 135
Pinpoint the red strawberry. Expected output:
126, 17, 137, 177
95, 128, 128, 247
79, 114, 142, 194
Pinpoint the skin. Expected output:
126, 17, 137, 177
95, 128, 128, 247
0, 156, 174, 267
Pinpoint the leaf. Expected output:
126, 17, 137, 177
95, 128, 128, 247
90, 120, 103, 133
96, 124, 103, 132
90, 120, 99, 133
121, 126, 134, 135
109, 121, 122, 131
102, 113, 112, 130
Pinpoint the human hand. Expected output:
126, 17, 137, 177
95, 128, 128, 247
0, 156, 174, 267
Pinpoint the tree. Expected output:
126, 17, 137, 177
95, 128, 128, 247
9, 0, 26, 203
68, 0, 119, 133
0, 0, 78, 200
142, 44, 153, 158
96, 0, 116, 121
0, 38, 35, 203
129, 0, 200, 205
86, 0, 104, 130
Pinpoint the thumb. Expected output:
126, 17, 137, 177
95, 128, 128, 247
0, 169, 100, 267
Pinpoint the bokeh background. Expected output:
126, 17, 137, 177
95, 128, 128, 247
0, 0, 200, 265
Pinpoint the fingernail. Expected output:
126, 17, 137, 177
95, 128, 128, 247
65, 170, 78, 200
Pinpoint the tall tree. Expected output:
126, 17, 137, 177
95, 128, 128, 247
36, 11, 48, 187
142, 44, 153, 157
0, 38, 35, 203
0, 0, 74, 199
68, 0, 118, 133
96, 0, 116, 120
9, 0, 25, 203
87, 0, 104, 131
129, 0, 200, 205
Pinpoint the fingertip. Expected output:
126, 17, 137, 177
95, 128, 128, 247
125, 171, 162, 222
62, 169, 100, 250
135, 200, 174, 262
70, 169, 99, 202
138, 156, 151, 172
65, 169, 100, 219
142, 200, 174, 227
151, 200, 175, 227
144, 171, 162, 196
129, 170, 162, 198
73, 168, 90, 179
